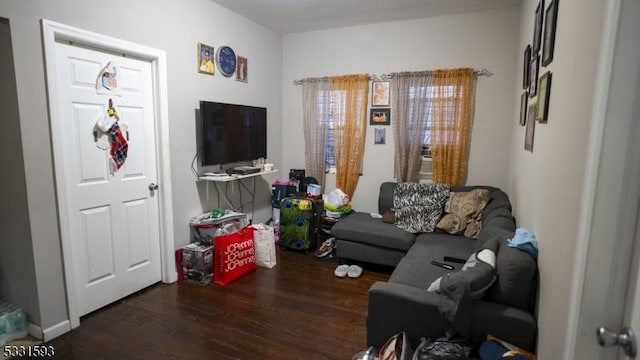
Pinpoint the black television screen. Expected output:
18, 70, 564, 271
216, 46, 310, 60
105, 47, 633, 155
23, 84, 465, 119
200, 101, 267, 166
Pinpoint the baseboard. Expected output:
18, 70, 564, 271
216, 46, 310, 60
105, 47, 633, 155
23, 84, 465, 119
42, 320, 71, 342
27, 322, 43, 340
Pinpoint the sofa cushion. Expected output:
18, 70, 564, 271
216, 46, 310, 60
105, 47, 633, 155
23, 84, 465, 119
378, 182, 397, 213
436, 189, 490, 238
389, 233, 477, 287
487, 238, 537, 311
332, 212, 416, 252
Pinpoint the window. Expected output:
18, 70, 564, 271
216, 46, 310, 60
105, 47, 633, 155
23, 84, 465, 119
321, 90, 346, 173
409, 85, 458, 153
408, 85, 456, 181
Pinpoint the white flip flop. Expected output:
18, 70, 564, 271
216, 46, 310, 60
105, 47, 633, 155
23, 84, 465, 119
347, 265, 363, 278
334, 264, 349, 277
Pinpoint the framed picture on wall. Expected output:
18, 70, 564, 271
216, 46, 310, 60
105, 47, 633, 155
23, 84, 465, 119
529, 55, 539, 98
523, 45, 531, 89
536, 71, 552, 122
520, 91, 528, 126
236, 56, 248, 82
532, 0, 544, 54
372, 81, 390, 107
525, 104, 537, 152
197, 43, 215, 75
370, 108, 391, 125
542, 0, 559, 66
374, 128, 386, 145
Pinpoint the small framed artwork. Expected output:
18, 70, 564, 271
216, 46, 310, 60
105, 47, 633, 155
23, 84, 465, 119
236, 56, 248, 82
370, 108, 391, 125
532, 0, 544, 54
542, 0, 559, 66
374, 128, 386, 145
529, 54, 539, 98
197, 43, 215, 75
525, 104, 537, 152
536, 71, 552, 122
520, 91, 529, 126
372, 81, 390, 107
523, 45, 531, 89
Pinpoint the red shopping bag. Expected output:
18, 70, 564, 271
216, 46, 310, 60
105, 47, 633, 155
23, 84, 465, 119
214, 227, 256, 285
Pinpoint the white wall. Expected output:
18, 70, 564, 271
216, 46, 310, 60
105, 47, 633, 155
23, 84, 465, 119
282, 7, 520, 212
508, 0, 606, 356
0, 0, 282, 334
0, 17, 40, 326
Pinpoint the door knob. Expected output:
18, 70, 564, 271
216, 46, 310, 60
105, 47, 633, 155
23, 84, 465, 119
597, 326, 637, 357
148, 183, 159, 191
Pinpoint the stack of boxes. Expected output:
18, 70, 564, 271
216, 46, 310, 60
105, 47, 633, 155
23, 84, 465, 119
181, 211, 248, 285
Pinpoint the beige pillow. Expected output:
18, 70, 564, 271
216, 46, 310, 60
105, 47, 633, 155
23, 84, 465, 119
436, 189, 490, 238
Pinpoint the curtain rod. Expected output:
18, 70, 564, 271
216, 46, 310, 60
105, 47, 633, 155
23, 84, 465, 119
292, 68, 493, 85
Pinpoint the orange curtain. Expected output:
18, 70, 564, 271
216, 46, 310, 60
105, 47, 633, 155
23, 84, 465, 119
331, 74, 369, 199
431, 68, 476, 186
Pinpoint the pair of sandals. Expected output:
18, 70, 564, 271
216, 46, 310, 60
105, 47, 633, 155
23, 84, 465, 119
334, 264, 363, 278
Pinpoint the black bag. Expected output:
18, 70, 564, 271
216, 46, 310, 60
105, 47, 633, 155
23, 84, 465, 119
412, 338, 470, 360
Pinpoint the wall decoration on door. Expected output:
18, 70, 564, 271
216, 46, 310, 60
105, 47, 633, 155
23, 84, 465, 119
372, 81, 390, 107
198, 43, 215, 75
95, 99, 128, 171
542, 0, 559, 66
236, 56, 248, 82
96, 61, 121, 95
370, 108, 391, 125
374, 128, 386, 145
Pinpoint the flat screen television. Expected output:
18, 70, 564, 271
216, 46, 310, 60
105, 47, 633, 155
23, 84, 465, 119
200, 101, 267, 166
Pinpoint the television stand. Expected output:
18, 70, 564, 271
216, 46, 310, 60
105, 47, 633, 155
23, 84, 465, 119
198, 169, 278, 216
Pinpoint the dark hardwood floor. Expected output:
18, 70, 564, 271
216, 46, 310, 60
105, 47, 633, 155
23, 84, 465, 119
46, 248, 391, 359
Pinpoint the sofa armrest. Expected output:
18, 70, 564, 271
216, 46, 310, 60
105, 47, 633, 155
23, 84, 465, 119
367, 281, 446, 349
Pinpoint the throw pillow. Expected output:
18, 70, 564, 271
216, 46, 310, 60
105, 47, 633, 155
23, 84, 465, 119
436, 189, 490, 238
393, 183, 450, 233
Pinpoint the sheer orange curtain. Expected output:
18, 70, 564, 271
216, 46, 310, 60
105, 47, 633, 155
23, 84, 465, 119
431, 68, 476, 186
331, 74, 369, 199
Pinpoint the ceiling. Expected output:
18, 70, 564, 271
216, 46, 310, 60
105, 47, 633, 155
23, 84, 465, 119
210, 0, 521, 34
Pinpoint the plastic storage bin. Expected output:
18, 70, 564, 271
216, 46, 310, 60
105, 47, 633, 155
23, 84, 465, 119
0, 302, 27, 346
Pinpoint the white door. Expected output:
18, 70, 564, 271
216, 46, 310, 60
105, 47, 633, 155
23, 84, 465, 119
569, 0, 640, 358
53, 40, 161, 316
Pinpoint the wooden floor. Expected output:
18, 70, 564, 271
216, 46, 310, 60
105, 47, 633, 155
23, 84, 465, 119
46, 248, 391, 360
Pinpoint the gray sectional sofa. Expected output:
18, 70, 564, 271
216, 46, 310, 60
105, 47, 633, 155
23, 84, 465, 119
330, 182, 538, 352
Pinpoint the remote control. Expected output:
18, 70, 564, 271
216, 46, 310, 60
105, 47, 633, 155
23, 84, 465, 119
430, 260, 454, 270
443, 256, 466, 264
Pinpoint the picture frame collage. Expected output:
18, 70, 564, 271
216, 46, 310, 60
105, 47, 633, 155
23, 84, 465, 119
521, 0, 558, 152
371, 80, 390, 145
197, 42, 248, 83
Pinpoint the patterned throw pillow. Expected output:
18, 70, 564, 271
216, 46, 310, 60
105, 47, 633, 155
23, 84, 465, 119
436, 189, 490, 238
393, 183, 450, 233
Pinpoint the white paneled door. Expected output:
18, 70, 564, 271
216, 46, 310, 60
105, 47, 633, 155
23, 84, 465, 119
53, 41, 161, 316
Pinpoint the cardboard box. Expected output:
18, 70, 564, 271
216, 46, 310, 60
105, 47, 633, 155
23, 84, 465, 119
182, 243, 213, 285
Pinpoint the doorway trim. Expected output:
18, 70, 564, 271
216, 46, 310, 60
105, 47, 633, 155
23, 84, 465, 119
41, 19, 176, 329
